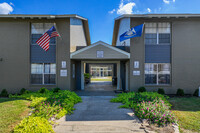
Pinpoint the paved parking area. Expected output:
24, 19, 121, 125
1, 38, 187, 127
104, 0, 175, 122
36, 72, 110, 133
54, 96, 145, 133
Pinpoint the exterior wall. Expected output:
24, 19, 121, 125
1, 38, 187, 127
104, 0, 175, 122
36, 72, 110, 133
129, 18, 200, 94
0, 18, 71, 93
70, 18, 87, 52
72, 44, 129, 59
0, 21, 30, 93
116, 18, 130, 46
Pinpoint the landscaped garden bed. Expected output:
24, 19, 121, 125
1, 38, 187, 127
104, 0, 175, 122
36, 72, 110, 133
8, 88, 82, 133
110, 91, 178, 132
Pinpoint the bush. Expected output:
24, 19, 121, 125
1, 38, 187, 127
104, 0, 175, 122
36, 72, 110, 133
138, 87, 146, 92
176, 88, 184, 96
157, 88, 165, 95
38, 87, 49, 93
134, 99, 176, 126
11, 90, 82, 132
0, 89, 8, 97
111, 92, 175, 126
53, 87, 61, 93
193, 89, 199, 97
13, 116, 54, 133
20, 88, 29, 95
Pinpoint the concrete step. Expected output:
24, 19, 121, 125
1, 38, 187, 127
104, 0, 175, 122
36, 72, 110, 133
54, 125, 144, 133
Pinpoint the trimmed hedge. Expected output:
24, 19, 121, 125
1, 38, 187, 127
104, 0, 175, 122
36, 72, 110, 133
138, 87, 146, 92
0, 89, 8, 97
176, 88, 184, 96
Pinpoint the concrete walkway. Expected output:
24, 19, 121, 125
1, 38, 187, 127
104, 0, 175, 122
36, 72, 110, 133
54, 96, 145, 133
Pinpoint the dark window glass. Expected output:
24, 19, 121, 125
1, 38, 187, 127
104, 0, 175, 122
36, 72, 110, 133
44, 74, 56, 84
145, 34, 157, 45
158, 74, 170, 84
31, 74, 43, 84
145, 74, 157, 84
159, 34, 170, 44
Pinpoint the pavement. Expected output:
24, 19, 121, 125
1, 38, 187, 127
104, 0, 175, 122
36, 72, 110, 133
53, 96, 145, 133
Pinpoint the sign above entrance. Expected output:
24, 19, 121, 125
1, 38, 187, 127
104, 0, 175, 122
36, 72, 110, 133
97, 51, 104, 58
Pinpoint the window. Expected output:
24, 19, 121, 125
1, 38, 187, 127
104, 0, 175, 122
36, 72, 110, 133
31, 63, 56, 84
145, 63, 170, 85
145, 23, 170, 45
31, 23, 56, 45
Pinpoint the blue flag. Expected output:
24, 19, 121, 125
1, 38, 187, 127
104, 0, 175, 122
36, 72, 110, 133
120, 24, 144, 42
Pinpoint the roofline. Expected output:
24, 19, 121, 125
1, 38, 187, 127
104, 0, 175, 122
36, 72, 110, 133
71, 41, 130, 59
0, 14, 88, 20
115, 14, 200, 20
0, 14, 91, 46
112, 13, 200, 46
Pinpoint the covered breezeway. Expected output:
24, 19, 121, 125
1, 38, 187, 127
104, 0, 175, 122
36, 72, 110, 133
70, 41, 130, 92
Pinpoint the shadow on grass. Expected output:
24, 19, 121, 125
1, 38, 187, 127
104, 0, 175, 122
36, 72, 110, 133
169, 97, 200, 112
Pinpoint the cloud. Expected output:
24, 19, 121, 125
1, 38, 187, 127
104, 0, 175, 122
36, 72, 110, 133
109, 9, 116, 14
163, 0, 175, 4
0, 2, 13, 14
117, 0, 136, 15
147, 8, 151, 13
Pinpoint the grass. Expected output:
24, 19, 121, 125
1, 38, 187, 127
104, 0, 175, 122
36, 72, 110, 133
0, 98, 30, 133
91, 77, 112, 82
169, 97, 200, 133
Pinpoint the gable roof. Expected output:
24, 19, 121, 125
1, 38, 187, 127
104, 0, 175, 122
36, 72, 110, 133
70, 41, 130, 59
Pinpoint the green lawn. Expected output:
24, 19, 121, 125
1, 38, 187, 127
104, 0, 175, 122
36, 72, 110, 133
169, 97, 200, 133
0, 98, 30, 133
91, 77, 112, 82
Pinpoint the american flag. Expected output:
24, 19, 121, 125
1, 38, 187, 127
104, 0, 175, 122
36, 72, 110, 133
36, 26, 59, 51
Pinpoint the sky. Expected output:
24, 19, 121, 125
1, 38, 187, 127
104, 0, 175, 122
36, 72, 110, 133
1, 0, 200, 44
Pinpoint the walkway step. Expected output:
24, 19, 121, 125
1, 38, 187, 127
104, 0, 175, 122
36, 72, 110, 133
53, 96, 145, 133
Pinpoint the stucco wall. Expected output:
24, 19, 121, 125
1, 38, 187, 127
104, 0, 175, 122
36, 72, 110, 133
0, 21, 30, 93
116, 18, 130, 46
70, 18, 87, 52
129, 18, 200, 94
0, 18, 71, 93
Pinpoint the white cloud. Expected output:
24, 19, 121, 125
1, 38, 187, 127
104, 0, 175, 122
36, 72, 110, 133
9, 2, 14, 6
117, 0, 136, 15
0, 2, 13, 14
163, 0, 175, 4
147, 8, 151, 13
109, 9, 116, 14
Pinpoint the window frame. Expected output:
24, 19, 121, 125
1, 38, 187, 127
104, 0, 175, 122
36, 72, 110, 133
144, 63, 171, 85
31, 63, 56, 85
31, 23, 57, 46
145, 22, 171, 45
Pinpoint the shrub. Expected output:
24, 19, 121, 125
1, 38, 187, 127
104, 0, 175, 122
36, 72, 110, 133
53, 87, 61, 93
0, 89, 8, 97
176, 88, 184, 96
13, 116, 54, 133
111, 92, 175, 126
138, 87, 146, 92
134, 99, 176, 126
38, 87, 49, 93
157, 88, 165, 95
20, 88, 29, 95
193, 89, 199, 97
